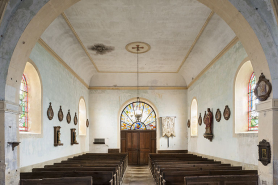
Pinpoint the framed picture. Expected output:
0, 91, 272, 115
223, 105, 230, 120
258, 139, 271, 166
47, 102, 54, 120
254, 73, 272, 101
215, 109, 221, 122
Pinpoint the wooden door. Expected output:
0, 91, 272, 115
121, 130, 156, 165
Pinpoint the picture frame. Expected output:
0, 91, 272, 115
215, 109, 221, 122
258, 139, 271, 166
47, 102, 54, 120
254, 73, 272, 101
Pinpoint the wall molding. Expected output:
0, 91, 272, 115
0, 100, 21, 114
188, 151, 258, 170
177, 11, 214, 72
187, 37, 239, 89
89, 86, 188, 90
20, 152, 86, 172
37, 38, 89, 89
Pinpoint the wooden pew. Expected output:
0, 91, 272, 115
20, 176, 92, 185
184, 174, 258, 185
33, 167, 119, 185
21, 171, 114, 185
162, 171, 258, 185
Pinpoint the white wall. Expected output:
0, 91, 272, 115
89, 89, 188, 152
19, 43, 90, 168
187, 41, 258, 168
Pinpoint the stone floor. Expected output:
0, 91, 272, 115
122, 165, 156, 185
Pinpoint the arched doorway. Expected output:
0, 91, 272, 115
120, 100, 157, 165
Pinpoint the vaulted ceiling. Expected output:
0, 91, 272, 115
40, 0, 236, 87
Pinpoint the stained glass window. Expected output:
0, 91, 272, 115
121, 101, 156, 130
248, 72, 258, 131
19, 74, 28, 131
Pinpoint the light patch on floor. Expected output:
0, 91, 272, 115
122, 165, 155, 185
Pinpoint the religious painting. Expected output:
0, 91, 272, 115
71, 128, 78, 145
198, 113, 202, 126
187, 119, 190, 128
120, 101, 156, 130
54, 126, 63, 146
215, 109, 221, 122
254, 73, 272, 101
203, 108, 213, 141
66, 110, 71, 124
258, 139, 271, 166
162, 116, 176, 137
223, 105, 230, 120
58, 106, 63, 122
74, 113, 78, 125
47, 102, 54, 120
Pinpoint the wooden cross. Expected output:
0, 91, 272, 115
132, 45, 144, 51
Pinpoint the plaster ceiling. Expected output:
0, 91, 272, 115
40, 0, 236, 87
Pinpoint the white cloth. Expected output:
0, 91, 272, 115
162, 116, 176, 137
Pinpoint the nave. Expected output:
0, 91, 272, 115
19, 152, 258, 185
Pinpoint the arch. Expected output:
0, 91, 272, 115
120, 100, 157, 130
20, 61, 42, 134
78, 97, 87, 135
234, 58, 257, 133
190, 98, 198, 136
1, 0, 278, 183
117, 97, 159, 148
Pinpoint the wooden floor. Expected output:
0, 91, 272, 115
122, 165, 156, 185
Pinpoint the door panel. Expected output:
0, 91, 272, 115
121, 130, 156, 165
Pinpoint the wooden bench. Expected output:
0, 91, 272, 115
20, 176, 92, 185
162, 171, 258, 185
21, 171, 114, 185
184, 174, 258, 185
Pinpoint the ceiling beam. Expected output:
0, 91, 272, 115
176, 11, 214, 72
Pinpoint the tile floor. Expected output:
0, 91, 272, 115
122, 165, 156, 185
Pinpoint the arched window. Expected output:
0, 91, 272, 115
19, 74, 28, 131
190, 99, 198, 136
19, 61, 42, 134
248, 72, 258, 131
121, 101, 156, 130
234, 60, 257, 133
79, 98, 87, 135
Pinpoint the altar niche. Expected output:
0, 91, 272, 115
120, 100, 157, 165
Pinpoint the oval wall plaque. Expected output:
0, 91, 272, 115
86, 119, 89, 127
66, 110, 71, 124
223, 105, 230, 120
58, 106, 64, 122
198, 113, 202, 126
74, 113, 78, 125
47, 102, 54, 120
215, 109, 221, 122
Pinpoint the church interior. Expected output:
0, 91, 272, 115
1, 0, 278, 184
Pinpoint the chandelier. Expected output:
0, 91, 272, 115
126, 42, 151, 123
134, 45, 142, 122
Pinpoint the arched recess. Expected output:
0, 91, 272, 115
78, 97, 87, 136
20, 61, 42, 134
0, 0, 277, 183
190, 98, 198, 136
117, 98, 159, 147
234, 58, 257, 133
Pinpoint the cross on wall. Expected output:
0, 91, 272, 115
132, 45, 144, 52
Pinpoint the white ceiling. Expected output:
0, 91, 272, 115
40, 0, 236, 87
